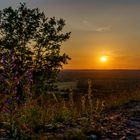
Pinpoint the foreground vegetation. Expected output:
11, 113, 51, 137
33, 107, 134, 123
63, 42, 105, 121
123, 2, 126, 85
0, 79, 140, 139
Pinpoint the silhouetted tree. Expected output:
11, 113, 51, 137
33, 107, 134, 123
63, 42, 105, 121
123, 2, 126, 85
0, 3, 71, 100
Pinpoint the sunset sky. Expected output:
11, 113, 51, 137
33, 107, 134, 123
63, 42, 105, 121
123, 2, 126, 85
1, 0, 140, 69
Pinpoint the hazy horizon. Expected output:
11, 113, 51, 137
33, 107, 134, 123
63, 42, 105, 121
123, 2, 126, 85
62, 68, 140, 70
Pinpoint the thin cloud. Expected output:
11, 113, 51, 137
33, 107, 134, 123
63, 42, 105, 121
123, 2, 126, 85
95, 26, 111, 32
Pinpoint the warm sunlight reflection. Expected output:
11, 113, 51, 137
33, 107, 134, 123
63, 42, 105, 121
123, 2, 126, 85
100, 56, 108, 63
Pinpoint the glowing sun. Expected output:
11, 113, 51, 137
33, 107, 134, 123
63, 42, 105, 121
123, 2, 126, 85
100, 56, 108, 63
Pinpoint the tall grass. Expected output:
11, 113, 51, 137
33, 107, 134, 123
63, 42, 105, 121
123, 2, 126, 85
0, 79, 140, 138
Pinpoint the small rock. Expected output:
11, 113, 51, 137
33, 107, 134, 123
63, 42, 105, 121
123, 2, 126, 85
120, 136, 127, 140
88, 134, 99, 140
136, 135, 140, 140
112, 132, 118, 136
44, 124, 56, 132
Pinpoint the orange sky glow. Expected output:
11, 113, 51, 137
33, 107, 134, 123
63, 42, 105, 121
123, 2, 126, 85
1, 0, 140, 69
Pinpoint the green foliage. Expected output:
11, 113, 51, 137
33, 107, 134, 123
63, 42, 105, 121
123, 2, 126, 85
0, 2, 71, 98
53, 102, 72, 123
